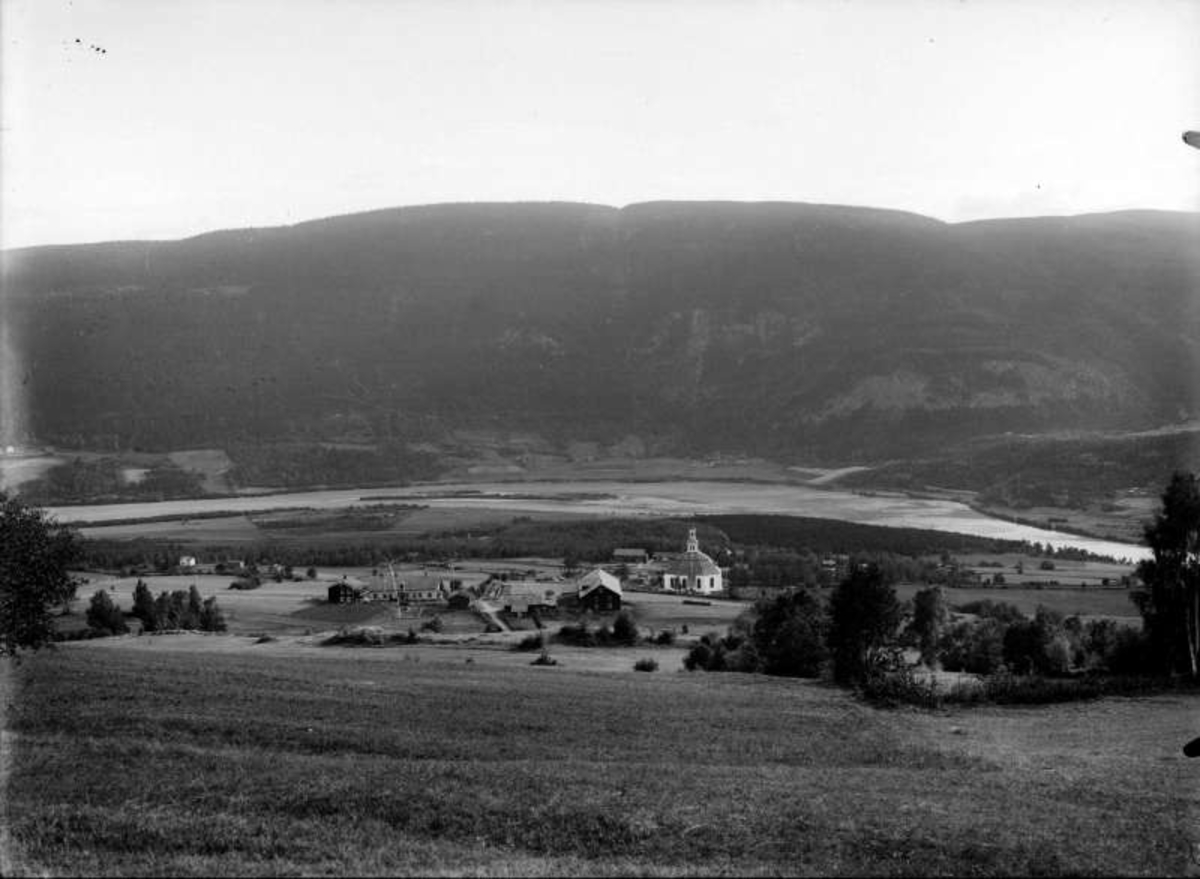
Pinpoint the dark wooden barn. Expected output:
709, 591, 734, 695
328, 581, 360, 604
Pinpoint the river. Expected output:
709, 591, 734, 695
45, 479, 1151, 563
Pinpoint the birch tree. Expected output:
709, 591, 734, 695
1134, 472, 1200, 676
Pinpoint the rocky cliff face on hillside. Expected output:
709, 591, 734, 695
3, 201, 1197, 464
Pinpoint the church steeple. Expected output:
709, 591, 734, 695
686, 527, 699, 554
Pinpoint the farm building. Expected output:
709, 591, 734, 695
361, 582, 400, 602
612, 548, 649, 564
492, 580, 568, 616
399, 574, 450, 604
328, 581, 360, 604
576, 568, 622, 611
661, 528, 724, 595
360, 572, 449, 604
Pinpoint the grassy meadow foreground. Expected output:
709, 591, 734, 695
5, 641, 1197, 876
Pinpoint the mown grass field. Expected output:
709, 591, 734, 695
5, 643, 1196, 876
896, 582, 1142, 624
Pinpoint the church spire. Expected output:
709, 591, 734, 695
686, 527, 699, 554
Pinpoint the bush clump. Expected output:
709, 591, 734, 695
554, 612, 642, 647
85, 590, 128, 637
939, 618, 1006, 675
684, 631, 760, 673
514, 633, 545, 652
633, 658, 658, 672
132, 582, 226, 632
555, 622, 596, 647
323, 626, 386, 646
610, 611, 640, 645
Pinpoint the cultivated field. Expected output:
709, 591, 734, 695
76, 505, 580, 545
898, 554, 1144, 624
4, 642, 1196, 876
897, 583, 1142, 626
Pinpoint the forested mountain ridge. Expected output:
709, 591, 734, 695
4, 201, 1197, 466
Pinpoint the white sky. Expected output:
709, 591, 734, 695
2, 0, 1198, 249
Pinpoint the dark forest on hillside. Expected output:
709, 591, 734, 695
6, 204, 1196, 469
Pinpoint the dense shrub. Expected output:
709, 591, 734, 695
683, 632, 760, 673
133, 586, 225, 633
131, 580, 156, 629
199, 595, 227, 632
1097, 624, 1155, 675
907, 586, 948, 667
654, 630, 676, 646
939, 618, 1006, 675
953, 600, 1026, 624
633, 658, 659, 672
323, 626, 385, 646
751, 589, 828, 677
555, 622, 597, 647
514, 633, 545, 652
1002, 608, 1071, 676
860, 666, 942, 709
554, 616, 642, 648
682, 590, 828, 677
85, 590, 128, 636
683, 640, 712, 671
828, 566, 901, 684
610, 611, 640, 645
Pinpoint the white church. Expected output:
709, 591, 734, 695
661, 528, 724, 595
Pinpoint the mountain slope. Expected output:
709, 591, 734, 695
3, 201, 1197, 464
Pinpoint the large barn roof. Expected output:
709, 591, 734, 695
576, 568, 622, 598
497, 580, 568, 601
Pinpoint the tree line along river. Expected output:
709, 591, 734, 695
44, 479, 1152, 563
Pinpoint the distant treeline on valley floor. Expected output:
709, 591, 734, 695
76, 513, 1124, 583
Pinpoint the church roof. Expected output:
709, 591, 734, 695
663, 552, 721, 577
663, 528, 721, 577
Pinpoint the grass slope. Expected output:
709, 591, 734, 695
6, 644, 1196, 876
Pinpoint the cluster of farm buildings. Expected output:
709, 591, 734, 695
327, 528, 730, 614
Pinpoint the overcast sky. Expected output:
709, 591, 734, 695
2, 0, 1197, 249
